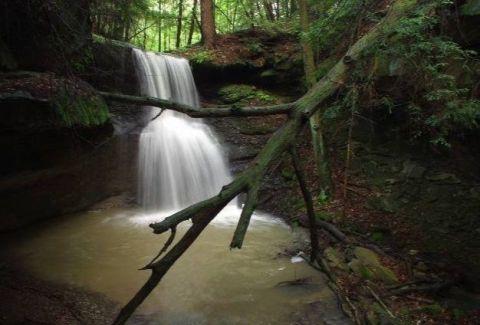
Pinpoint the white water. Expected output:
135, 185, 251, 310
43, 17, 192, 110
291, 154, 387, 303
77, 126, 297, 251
133, 49, 233, 213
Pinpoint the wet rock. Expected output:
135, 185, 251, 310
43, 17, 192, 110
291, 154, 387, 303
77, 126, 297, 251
228, 145, 259, 161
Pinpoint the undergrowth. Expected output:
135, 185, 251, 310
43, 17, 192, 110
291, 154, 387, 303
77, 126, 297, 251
318, 0, 479, 147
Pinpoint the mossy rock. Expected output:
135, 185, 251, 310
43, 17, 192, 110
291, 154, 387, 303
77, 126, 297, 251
349, 247, 399, 284
0, 73, 110, 129
324, 247, 348, 271
218, 84, 276, 104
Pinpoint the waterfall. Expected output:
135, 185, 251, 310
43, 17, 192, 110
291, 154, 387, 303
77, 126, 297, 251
133, 49, 233, 213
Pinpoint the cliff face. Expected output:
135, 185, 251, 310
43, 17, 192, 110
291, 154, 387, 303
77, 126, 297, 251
0, 2, 142, 231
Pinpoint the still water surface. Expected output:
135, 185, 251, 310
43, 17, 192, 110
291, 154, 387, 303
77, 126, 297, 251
2, 207, 344, 324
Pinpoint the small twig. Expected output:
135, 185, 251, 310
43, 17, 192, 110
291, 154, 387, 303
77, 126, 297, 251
345, 295, 362, 325
150, 108, 165, 121
387, 281, 454, 296
365, 285, 396, 319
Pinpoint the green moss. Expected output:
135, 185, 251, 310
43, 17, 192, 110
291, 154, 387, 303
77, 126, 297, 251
218, 84, 277, 105
53, 94, 110, 127
350, 247, 399, 284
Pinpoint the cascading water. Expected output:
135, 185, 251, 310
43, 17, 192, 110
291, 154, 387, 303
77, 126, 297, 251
133, 49, 233, 214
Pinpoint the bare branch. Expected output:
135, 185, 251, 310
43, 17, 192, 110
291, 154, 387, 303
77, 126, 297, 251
230, 185, 259, 249
290, 145, 319, 262
140, 226, 177, 270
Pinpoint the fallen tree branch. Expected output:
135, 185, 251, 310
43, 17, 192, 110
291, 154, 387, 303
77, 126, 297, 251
99, 91, 294, 118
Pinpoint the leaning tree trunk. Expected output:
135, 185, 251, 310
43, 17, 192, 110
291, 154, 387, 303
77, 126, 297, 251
98, 1, 419, 323
200, 0, 216, 48
297, 0, 333, 195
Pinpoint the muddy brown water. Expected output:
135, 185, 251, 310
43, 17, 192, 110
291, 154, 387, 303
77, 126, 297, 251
1, 207, 348, 324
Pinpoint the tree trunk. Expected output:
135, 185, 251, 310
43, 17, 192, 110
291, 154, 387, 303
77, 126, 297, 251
200, 0, 216, 48
188, 0, 198, 45
158, 0, 162, 52
263, 1, 275, 21
176, 0, 184, 48
297, 0, 333, 194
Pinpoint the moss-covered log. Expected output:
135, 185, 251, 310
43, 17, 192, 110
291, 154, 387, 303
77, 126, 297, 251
99, 91, 294, 117
111, 1, 418, 323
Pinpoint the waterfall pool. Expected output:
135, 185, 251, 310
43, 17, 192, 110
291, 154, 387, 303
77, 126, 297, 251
0, 207, 347, 324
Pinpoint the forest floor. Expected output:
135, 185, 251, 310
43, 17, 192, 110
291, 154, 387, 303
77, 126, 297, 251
176, 27, 301, 67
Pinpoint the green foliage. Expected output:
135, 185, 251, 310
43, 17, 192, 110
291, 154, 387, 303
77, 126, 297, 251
321, 0, 479, 147
316, 190, 329, 206
281, 167, 295, 180
190, 49, 212, 64
72, 47, 94, 74
306, 0, 376, 55
371, 0, 479, 146
247, 41, 264, 54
